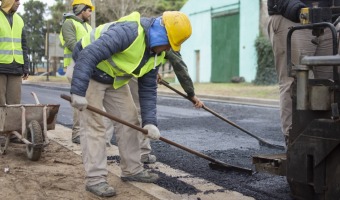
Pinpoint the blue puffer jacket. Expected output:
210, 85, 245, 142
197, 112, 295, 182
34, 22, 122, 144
267, 0, 340, 22
70, 17, 159, 126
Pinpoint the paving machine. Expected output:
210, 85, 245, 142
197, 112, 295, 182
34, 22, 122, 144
253, 5, 340, 200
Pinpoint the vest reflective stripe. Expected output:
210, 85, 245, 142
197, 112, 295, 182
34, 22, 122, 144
0, 12, 24, 64
0, 38, 21, 42
60, 19, 92, 67
81, 12, 166, 89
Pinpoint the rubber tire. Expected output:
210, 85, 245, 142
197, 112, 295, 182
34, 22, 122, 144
26, 120, 43, 161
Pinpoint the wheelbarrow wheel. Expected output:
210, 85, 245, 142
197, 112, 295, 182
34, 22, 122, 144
26, 120, 43, 161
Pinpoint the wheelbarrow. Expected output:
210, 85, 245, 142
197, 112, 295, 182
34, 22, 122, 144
0, 92, 60, 161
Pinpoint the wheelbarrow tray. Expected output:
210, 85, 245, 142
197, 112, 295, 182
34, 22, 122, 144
0, 104, 60, 133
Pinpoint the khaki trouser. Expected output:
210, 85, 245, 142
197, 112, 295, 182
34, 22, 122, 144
268, 15, 335, 138
65, 60, 80, 139
80, 79, 143, 186
109, 77, 152, 154
0, 74, 22, 105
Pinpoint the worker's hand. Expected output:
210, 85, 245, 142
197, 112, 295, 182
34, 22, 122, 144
190, 96, 204, 108
143, 124, 161, 140
71, 94, 88, 111
22, 73, 29, 80
157, 73, 162, 83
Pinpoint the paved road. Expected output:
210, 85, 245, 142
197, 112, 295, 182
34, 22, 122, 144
22, 84, 291, 200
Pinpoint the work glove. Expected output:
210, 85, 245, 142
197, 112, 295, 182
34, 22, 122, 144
22, 73, 29, 80
71, 94, 88, 111
143, 124, 161, 140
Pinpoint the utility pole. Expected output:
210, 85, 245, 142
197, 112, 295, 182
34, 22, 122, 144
46, 21, 50, 81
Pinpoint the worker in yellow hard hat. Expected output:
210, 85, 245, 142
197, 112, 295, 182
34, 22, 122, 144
59, 0, 94, 144
69, 11, 191, 197
71, 0, 94, 11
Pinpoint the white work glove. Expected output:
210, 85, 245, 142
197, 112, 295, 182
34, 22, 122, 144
143, 124, 161, 140
71, 94, 88, 111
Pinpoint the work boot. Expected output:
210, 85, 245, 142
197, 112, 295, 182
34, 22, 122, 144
72, 135, 80, 144
121, 169, 159, 183
85, 182, 116, 197
141, 154, 156, 164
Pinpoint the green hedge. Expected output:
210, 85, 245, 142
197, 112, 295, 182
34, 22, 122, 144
253, 36, 278, 85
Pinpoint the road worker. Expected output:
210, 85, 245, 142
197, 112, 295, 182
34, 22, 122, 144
0, 0, 29, 106
59, 0, 93, 144
70, 11, 192, 197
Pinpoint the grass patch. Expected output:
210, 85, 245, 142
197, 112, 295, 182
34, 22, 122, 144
158, 82, 279, 100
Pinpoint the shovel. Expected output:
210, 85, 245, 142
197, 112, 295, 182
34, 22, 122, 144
61, 94, 252, 174
159, 80, 285, 150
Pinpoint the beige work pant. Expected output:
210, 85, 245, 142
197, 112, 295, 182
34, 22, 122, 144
268, 15, 335, 138
80, 79, 143, 186
108, 77, 152, 155
0, 74, 22, 105
66, 60, 80, 139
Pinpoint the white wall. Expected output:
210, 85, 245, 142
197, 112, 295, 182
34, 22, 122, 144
239, 0, 259, 81
180, 0, 259, 83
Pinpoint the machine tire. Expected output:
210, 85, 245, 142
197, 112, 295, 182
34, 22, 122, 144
26, 120, 43, 161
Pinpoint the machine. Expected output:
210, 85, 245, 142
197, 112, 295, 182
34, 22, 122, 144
253, 5, 340, 200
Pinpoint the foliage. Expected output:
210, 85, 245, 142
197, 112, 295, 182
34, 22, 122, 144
95, 0, 188, 24
154, 0, 188, 15
49, 0, 67, 33
95, 0, 158, 24
22, 0, 46, 74
253, 36, 277, 85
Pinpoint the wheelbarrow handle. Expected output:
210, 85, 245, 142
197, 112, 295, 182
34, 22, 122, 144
60, 94, 252, 174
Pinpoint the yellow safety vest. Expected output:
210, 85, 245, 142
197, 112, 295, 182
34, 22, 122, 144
60, 19, 92, 67
81, 12, 165, 89
0, 12, 24, 64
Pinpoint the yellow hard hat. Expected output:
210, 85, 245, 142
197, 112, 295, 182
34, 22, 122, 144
163, 11, 192, 51
72, 0, 95, 11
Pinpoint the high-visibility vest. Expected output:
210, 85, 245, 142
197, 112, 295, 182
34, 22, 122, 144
60, 19, 92, 67
81, 12, 165, 89
0, 12, 24, 64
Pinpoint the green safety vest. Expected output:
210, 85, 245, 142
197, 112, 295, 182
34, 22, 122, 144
60, 19, 92, 67
0, 12, 24, 64
81, 12, 165, 89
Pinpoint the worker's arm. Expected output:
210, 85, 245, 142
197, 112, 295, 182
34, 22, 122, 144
267, 0, 306, 22
165, 50, 204, 108
21, 27, 29, 79
61, 19, 78, 51
138, 67, 159, 127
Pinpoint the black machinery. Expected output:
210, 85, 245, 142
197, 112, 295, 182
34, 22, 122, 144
253, 5, 340, 200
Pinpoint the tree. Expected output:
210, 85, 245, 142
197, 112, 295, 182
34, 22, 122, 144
95, 0, 188, 24
155, 0, 188, 15
22, 0, 46, 75
49, 0, 67, 33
